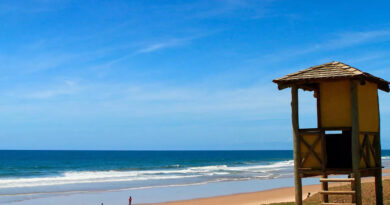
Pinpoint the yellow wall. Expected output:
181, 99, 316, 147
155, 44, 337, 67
312, 80, 379, 170
358, 81, 379, 132
319, 80, 379, 130
300, 133, 322, 169
320, 80, 352, 128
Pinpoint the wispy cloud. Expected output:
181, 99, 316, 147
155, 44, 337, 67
135, 38, 187, 54
249, 28, 390, 64
0, 78, 291, 119
312, 29, 390, 51
90, 32, 216, 72
186, 0, 275, 19
135, 34, 209, 54
0, 0, 69, 14
0, 51, 85, 76
6, 80, 81, 100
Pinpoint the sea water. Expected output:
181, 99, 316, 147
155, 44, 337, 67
0, 150, 389, 204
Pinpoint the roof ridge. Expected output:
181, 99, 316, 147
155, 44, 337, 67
285, 61, 363, 79
279, 61, 335, 80
331, 61, 363, 74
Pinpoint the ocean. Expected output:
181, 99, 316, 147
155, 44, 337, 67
1, 150, 389, 204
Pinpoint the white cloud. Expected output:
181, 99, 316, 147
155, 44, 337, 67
135, 41, 182, 53
315, 29, 390, 50
250, 28, 390, 64
0, 0, 69, 14
187, 0, 274, 19
0, 79, 293, 120
6, 80, 81, 100
135, 36, 199, 54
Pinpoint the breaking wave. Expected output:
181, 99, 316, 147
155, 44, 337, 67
0, 160, 294, 189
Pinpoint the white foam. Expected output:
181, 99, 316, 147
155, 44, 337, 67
0, 172, 201, 189
0, 160, 294, 189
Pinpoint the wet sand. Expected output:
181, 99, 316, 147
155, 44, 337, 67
143, 169, 390, 205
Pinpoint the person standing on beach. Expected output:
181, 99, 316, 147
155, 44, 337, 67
129, 196, 132, 205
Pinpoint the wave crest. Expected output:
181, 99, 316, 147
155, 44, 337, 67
0, 160, 294, 189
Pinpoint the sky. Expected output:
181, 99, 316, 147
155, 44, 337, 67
0, 0, 390, 150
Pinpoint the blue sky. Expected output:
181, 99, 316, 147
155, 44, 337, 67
0, 0, 390, 150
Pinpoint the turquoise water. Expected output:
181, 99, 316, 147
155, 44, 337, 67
0, 150, 389, 203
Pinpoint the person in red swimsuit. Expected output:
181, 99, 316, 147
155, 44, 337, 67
129, 196, 132, 205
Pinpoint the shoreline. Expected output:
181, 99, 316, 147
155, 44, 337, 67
4, 169, 390, 205
141, 168, 390, 205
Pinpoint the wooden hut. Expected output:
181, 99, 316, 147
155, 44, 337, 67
273, 61, 389, 205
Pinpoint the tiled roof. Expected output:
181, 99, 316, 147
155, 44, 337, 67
273, 61, 389, 92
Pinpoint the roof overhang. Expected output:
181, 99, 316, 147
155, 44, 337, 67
273, 62, 390, 92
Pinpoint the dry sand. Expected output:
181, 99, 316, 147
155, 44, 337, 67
141, 169, 390, 205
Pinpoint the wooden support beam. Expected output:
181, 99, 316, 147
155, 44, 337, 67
359, 131, 379, 135
323, 127, 352, 131
321, 175, 329, 203
291, 86, 303, 205
367, 135, 377, 166
350, 174, 356, 204
320, 190, 356, 195
320, 178, 355, 182
350, 80, 362, 205
320, 130, 329, 203
319, 86, 328, 203
374, 134, 383, 205
316, 86, 322, 129
360, 134, 369, 168
365, 135, 372, 168
375, 91, 383, 205
300, 135, 322, 167
321, 130, 327, 171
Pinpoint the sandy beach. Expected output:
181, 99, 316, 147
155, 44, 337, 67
143, 169, 390, 205
4, 168, 389, 205
141, 184, 321, 205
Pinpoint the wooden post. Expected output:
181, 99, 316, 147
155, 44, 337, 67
375, 92, 383, 205
351, 80, 362, 205
316, 87, 322, 129
321, 174, 329, 203
291, 86, 303, 205
374, 132, 383, 205
351, 174, 356, 203
320, 130, 327, 173
317, 86, 328, 203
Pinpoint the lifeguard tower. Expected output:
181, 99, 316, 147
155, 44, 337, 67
273, 62, 389, 205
